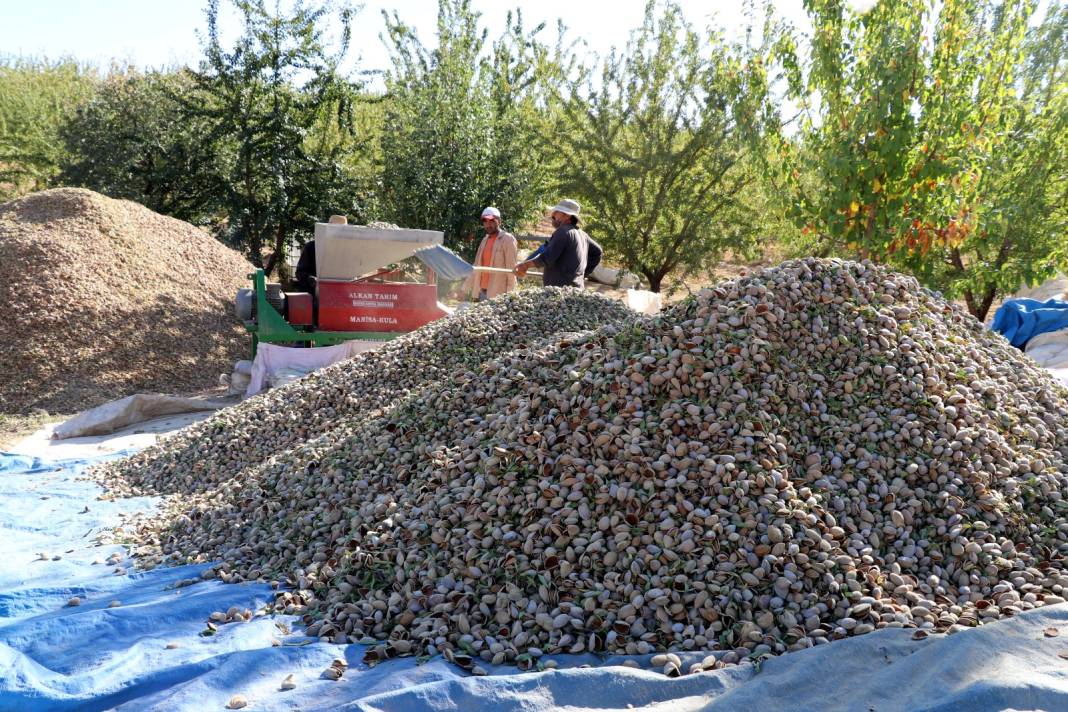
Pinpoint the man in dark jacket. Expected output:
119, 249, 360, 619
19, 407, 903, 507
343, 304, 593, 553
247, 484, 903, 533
525, 234, 602, 279
294, 240, 316, 293
516, 199, 598, 288
294, 214, 347, 293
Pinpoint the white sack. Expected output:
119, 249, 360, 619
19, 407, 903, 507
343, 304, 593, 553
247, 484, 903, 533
590, 265, 640, 289
1026, 327, 1068, 369
626, 289, 662, 315
246, 340, 386, 396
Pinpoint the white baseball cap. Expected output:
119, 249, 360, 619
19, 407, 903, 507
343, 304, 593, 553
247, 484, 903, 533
481, 207, 501, 219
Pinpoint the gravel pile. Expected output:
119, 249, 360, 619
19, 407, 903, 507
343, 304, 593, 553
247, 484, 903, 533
0, 188, 253, 414
99, 259, 1068, 674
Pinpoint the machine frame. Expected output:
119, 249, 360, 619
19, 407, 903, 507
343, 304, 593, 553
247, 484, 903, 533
244, 269, 396, 357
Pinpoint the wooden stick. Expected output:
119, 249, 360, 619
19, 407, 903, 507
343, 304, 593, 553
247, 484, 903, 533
472, 266, 543, 276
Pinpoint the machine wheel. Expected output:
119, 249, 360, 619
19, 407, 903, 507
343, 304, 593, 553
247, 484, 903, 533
265, 283, 286, 314
235, 288, 254, 321
246, 283, 287, 321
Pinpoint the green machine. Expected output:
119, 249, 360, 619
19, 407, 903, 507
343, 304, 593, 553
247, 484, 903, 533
237, 269, 396, 358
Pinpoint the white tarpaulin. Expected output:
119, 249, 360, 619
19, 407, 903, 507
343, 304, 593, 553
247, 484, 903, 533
1028, 328, 1068, 370
52, 394, 230, 440
246, 341, 387, 396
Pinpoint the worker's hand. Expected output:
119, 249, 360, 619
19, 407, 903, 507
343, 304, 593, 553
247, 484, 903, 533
515, 262, 530, 277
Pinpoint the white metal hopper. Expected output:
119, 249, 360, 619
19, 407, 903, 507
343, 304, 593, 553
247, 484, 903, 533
313, 223, 444, 281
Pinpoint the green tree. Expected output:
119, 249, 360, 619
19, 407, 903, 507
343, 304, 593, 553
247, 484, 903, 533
942, 2, 1068, 318
771, 0, 1066, 320
59, 69, 222, 226
556, 1, 766, 293
182, 0, 369, 272
0, 57, 98, 200
379, 0, 558, 254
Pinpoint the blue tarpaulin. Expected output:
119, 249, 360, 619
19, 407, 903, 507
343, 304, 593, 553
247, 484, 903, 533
413, 244, 474, 283
3, 450, 1068, 711
991, 298, 1068, 348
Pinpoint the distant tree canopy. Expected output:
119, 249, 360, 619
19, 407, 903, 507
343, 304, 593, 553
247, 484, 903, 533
179, 0, 370, 271
379, 0, 559, 254
768, 0, 1068, 321
59, 1, 372, 272
0, 0, 1063, 304
60, 69, 221, 227
556, 1, 770, 293
0, 58, 98, 200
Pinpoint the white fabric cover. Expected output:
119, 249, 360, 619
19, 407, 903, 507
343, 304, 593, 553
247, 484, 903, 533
52, 394, 228, 439
1026, 327, 1068, 369
246, 341, 386, 396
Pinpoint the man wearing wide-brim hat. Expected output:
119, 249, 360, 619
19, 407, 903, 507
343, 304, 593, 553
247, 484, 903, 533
516, 199, 602, 288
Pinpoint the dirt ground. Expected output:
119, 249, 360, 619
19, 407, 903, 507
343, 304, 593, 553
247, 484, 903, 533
0, 412, 66, 450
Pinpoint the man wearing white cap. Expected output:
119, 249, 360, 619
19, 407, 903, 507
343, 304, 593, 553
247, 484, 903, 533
516, 199, 601, 288
463, 206, 517, 301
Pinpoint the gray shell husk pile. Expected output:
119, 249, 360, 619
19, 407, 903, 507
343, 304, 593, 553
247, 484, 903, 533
0, 188, 253, 414
104, 288, 633, 497
96, 259, 1068, 674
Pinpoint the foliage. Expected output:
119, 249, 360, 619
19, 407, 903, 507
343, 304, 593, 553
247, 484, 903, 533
180, 0, 371, 271
59, 69, 222, 227
2, 0, 1063, 308
770, 0, 1067, 320
954, 2, 1068, 318
0, 57, 98, 200
379, 0, 559, 255
556, 1, 767, 293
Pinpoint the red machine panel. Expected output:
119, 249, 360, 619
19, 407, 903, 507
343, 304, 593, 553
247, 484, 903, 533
317, 281, 447, 332
284, 292, 314, 325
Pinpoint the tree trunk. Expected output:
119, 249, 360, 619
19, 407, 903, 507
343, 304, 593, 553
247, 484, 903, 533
263, 223, 286, 278
963, 288, 979, 320
963, 284, 1000, 323
975, 284, 999, 323
243, 139, 263, 269
247, 221, 263, 270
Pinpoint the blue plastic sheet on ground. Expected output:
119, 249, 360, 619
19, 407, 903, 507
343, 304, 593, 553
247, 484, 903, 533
991, 297, 1068, 348
4, 450, 1068, 711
